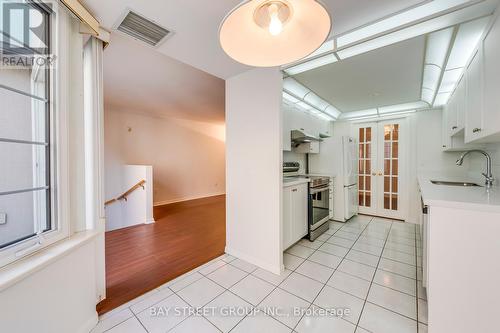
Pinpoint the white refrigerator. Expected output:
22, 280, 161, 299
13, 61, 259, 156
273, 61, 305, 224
309, 136, 359, 222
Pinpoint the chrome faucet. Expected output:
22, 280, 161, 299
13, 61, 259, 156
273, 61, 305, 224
456, 150, 494, 188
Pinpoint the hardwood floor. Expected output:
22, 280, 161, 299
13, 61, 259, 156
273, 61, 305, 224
96, 195, 226, 315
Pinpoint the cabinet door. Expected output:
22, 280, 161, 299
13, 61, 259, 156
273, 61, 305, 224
447, 93, 458, 137
441, 106, 451, 150
292, 185, 308, 240
482, 15, 500, 138
465, 48, 484, 143
282, 187, 293, 250
455, 77, 466, 131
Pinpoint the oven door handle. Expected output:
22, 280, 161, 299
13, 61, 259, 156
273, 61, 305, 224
310, 186, 330, 195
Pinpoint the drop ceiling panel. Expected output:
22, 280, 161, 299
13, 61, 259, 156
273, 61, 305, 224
293, 36, 425, 112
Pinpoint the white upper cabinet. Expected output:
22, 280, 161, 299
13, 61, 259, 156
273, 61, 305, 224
482, 14, 500, 141
465, 48, 484, 143
282, 103, 333, 152
442, 12, 500, 145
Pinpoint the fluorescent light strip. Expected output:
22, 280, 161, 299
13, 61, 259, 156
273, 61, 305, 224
446, 16, 490, 70
337, 0, 470, 48
303, 40, 335, 60
438, 68, 464, 93
422, 88, 435, 105
283, 91, 300, 104
434, 92, 452, 106
285, 53, 337, 75
337, 1, 495, 60
304, 92, 330, 111
379, 101, 429, 114
425, 27, 454, 67
283, 77, 310, 99
341, 109, 378, 119
282, 78, 341, 120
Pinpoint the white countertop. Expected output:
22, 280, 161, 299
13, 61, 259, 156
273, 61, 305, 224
283, 177, 310, 187
418, 173, 500, 213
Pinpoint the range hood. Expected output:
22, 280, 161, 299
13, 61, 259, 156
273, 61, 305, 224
291, 129, 322, 146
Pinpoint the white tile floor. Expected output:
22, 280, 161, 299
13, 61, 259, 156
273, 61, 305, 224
92, 215, 428, 333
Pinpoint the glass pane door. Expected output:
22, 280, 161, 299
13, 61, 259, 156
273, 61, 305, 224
376, 120, 405, 220
357, 124, 377, 216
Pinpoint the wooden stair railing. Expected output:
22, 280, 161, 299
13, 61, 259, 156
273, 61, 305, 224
104, 180, 146, 207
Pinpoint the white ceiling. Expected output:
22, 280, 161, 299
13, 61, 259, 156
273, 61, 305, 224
82, 0, 427, 79
103, 33, 225, 123
293, 36, 426, 112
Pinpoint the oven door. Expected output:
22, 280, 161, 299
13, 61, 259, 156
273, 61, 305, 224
310, 185, 330, 231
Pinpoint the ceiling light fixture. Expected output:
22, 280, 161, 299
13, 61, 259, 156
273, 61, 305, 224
219, 0, 331, 67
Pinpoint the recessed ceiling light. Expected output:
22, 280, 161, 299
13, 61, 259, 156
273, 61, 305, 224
219, 0, 331, 67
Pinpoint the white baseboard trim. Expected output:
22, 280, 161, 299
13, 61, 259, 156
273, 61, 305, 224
154, 192, 226, 207
225, 246, 281, 275
77, 312, 98, 333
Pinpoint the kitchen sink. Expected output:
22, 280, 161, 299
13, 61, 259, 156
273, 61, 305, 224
430, 180, 482, 187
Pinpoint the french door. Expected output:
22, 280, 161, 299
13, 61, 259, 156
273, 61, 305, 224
355, 119, 407, 220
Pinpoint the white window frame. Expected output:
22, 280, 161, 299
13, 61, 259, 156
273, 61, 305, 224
0, 2, 71, 268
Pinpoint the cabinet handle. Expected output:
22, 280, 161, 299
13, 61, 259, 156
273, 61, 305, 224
292, 189, 297, 192
472, 128, 482, 133
452, 126, 458, 130
442, 145, 447, 148
372, 172, 377, 176
378, 172, 383, 176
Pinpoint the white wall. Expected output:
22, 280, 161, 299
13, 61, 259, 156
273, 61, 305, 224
105, 165, 155, 231
104, 109, 226, 209
407, 109, 466, 223
0, 241, 99, 333
226, 67, 283, 274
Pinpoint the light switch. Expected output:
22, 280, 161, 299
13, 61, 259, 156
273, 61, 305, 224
0, 213, 6, 225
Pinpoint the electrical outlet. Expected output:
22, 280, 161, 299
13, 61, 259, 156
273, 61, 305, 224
0, 213, 6, 225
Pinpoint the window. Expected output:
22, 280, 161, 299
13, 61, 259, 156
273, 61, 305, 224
0, 1, 62, 265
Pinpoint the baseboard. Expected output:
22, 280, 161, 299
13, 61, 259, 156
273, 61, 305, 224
154, 192, 226, 207
225, 246, 281, 275
145, 218, 155, 224
77, 312, 98, 333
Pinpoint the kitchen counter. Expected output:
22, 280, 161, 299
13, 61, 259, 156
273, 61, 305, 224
283, 177, 310, 187
418, 173, 500, 213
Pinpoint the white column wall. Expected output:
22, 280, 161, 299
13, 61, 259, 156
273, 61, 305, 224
225, 67, 283, 274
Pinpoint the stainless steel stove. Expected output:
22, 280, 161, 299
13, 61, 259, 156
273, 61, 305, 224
283, 162, 331, 241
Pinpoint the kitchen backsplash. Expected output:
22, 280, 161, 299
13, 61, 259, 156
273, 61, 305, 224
467, 144, 500, 183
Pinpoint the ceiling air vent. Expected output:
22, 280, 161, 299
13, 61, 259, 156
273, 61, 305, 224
116, 10, 171, 47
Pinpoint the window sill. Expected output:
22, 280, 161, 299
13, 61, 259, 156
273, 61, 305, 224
0, 230, 101, 292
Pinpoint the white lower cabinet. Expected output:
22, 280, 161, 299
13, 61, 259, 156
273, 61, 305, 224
283, 183, 308, 250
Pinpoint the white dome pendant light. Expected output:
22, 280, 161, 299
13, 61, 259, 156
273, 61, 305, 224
219, 0, 331, 67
